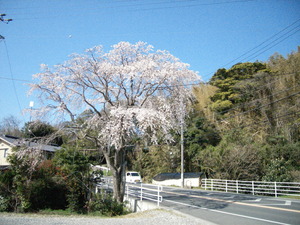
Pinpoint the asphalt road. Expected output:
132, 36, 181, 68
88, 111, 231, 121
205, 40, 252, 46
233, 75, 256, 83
140, 184, 300, 225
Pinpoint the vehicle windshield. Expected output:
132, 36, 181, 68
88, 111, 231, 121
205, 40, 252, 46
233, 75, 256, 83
131, 173, 140, 176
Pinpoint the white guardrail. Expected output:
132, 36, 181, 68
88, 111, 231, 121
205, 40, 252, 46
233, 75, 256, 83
202, 179, 300, 197
125, 183, 163, 206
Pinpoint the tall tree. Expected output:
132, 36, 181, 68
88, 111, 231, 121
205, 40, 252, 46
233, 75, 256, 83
22, 120, 63, 146
209, 62, 266, 113
28, 41, 199, 202
0, 115, 22, 137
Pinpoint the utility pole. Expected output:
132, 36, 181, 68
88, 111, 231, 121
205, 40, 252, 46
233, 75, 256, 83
180, 96, 185, 188
0, 14, 12, 41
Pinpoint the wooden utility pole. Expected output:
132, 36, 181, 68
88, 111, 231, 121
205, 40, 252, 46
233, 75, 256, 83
180, 97, 184, 188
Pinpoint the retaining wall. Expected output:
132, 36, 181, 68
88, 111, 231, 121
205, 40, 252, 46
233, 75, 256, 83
124, 196, 159, 212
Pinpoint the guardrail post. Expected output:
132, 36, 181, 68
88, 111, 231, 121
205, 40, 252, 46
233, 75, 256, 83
140, 182, 143, 201
236, 180, 239, 194
252, 181, 255, 195
211, 179, 214, 191
274, 182, 277, 198
204, 179, 207, 190
157, 185, 160, 206
225, 180, 228, 192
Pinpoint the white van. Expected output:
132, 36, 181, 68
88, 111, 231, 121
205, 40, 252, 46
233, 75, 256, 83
126, 171, 142, 183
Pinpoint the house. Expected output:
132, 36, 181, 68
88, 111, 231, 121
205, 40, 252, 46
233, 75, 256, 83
0, 135, 60, 170
152, 172, 206, 188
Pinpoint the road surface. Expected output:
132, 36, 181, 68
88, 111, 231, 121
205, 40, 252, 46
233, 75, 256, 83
139, 184, 300, 225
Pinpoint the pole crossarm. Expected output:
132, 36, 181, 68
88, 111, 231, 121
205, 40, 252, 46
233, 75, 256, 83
0, 14, 13, 24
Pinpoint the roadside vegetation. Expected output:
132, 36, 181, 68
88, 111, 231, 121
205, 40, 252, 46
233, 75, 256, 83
129, 47, 300, 183
0, 145, 129, 215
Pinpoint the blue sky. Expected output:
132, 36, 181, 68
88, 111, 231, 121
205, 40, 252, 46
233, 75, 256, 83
0, 0, 299, 127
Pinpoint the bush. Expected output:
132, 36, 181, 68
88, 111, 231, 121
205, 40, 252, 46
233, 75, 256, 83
262, 158, 293, 182
0, 195, 9, 212
87, 192, 129, 216
28, 177, 67, 211
0, 169, 16, 212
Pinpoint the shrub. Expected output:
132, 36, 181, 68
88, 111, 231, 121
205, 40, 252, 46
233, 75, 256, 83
87, 192, 129, 216
0, 195, 9, 212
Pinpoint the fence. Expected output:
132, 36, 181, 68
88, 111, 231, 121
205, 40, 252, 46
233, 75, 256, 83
202, 179, 300, 197
126, 183, 163, 206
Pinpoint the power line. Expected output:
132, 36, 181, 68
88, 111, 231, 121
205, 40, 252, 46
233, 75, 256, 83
226, 110, 300, 132
213, 72, 300, 115
208, 71, 299, 108
5, 0, 253, 18
131, 0, 254, 12
237, 72, 299, 93
266, 110, 300, 121
243, 28, 300, 62
201, 18, 300, 80
224, 91, 300, 120
220, 18, 300, 68
0, 76, 31, 82
1, 38, 25, 122
218, 83, 300, 115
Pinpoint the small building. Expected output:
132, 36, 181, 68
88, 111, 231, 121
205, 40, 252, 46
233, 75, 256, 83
0, 135, 60, 169
152, 172, 206, 188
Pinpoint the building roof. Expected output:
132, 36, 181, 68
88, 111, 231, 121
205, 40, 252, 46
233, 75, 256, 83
0, 135, 60, 152
153, 172, 204, 181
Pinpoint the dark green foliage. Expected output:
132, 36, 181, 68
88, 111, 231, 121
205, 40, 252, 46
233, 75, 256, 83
199, 48, 300, 182
209, 62, 267, 113
199, 130, 263, 180
87, 192, 129, 216
53, 146, 89, 173
22, 120, 63, 146
262, 158, 293, 182
0, 157, 69, 212
53, 146, 90, 213
130, 145, 180, 183
0, 169, 16, 212
28, 160, 68, 211
183, 113, 221, 172
22, 120, 55, 138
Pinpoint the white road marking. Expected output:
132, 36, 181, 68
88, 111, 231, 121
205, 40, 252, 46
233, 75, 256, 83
222, 195, 235, 199
286, 201, 292, 206
162, 189, 300, 213
245, 198, 262, 202
164, 199, 292, 225
261, 201, 292, 206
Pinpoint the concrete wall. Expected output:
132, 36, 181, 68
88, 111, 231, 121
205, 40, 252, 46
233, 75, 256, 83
152, 178, 200, 188
124, 196, 159, 212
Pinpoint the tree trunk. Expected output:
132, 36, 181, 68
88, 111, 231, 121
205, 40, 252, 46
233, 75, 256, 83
103, 147, 126, 203
112, 168, 125, 202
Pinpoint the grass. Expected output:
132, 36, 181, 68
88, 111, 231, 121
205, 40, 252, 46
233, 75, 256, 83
31, 209, 106, 217
38, 209, 81, 216
278, 195, 300, 200
0, 208, 132, 218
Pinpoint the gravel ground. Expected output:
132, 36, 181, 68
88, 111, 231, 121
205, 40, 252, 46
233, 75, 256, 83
0, 209, 215, 225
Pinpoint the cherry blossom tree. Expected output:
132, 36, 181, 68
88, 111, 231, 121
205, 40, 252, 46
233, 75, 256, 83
28, 41, 200, 202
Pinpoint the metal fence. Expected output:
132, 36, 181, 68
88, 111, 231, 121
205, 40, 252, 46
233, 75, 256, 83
202, 179, 300, 197
125, 183, 163, 206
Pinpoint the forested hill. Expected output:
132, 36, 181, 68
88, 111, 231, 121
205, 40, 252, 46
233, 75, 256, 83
132, 47, 299, 183
191, 47, 300, 182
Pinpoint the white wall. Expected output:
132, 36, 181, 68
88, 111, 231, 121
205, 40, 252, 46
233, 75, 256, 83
0, 141, 11, 166
152, 178, 200, 187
